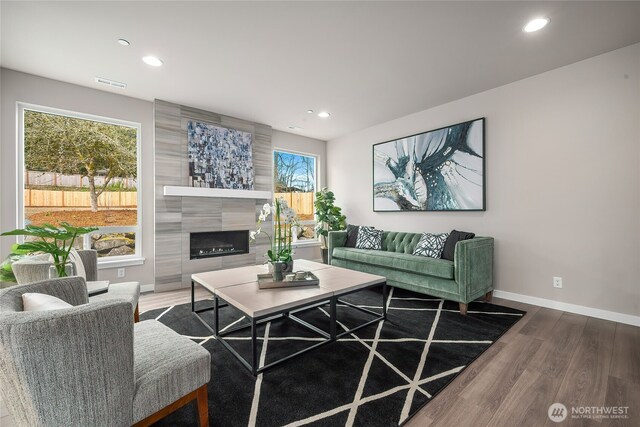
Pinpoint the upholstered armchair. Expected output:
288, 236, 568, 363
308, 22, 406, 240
11, 249, 141, 321
0, 277, 211, 426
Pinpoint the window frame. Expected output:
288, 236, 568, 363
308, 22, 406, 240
17, 102, 143, 266
272, 148, 320, 247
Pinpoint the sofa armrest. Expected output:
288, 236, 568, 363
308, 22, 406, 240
454, 237, 494, 303
78, 250, 98, 281
328, 231, 347, 265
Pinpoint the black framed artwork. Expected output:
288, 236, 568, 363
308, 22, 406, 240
372, 118, 485, 211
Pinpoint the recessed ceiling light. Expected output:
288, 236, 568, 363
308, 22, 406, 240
523, 17, 549, 33
142, 56, 163, 67
117, 39, 130, 46
318, 111, 330, 118
306, 109, 314, 114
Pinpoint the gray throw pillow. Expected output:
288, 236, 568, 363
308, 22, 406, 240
355, 226, 383, 250
413, 232, 449, 259
345, 224, 359, 248
441, 230, 475, 261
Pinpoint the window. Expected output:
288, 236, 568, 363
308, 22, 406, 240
273, 150, 317, 243
19, 104, 142, 264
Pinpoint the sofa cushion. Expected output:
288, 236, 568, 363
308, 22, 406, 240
381, 232, 423, 254
132, 320, 211, 423
332, 247, 454, 279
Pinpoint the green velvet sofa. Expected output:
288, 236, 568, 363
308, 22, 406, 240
328, 230, 494, 314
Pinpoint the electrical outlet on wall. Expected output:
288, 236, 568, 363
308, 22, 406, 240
553, 277, 562, 288
117, 268, 125, 278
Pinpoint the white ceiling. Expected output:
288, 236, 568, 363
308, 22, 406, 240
2, 1, 640, 141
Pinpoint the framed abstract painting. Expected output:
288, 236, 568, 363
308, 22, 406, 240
373, 118, 485, 211
187, 121, 254, 190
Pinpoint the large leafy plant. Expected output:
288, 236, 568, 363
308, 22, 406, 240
314, 188, 346, 248
1, 222, 97, 278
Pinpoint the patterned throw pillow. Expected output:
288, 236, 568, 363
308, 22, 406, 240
413, 232, 450, 259
355, 226, 383, 250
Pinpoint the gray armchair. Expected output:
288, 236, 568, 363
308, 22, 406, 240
0, 277, 211, 426
11, 249, 141, 321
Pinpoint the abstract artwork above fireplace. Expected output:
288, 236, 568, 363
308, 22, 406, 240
187, 121, 254, 190
155, 100, 272, 292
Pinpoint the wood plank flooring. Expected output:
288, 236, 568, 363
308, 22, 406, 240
405, 301, 639, 427
1, 291, 638, 426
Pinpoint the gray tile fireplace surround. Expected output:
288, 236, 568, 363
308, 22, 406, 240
154, 100, 272, 292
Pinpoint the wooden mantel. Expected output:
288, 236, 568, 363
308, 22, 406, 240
162, 186, 272, 200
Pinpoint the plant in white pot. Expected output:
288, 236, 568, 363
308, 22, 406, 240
1, 222, 97, 279
314, 188, 346, 264
250, 198, 299, 280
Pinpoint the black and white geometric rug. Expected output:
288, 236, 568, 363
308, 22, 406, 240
142, 287, 525, 427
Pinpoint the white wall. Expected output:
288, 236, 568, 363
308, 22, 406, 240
0, 69, 155, 286
272, 129, 327, 262
327, 43, 640, 317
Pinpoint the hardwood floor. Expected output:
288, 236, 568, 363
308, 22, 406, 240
2, 291, 638, 426
405, 301, 639, 427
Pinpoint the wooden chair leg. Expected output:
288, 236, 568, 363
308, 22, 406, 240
132, 384, 208, 427
196, 384, 209, 427
459, 302, 468, 315
134, 304, 140, 323
484, 291, 493, 302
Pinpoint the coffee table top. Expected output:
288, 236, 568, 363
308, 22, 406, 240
192, 264, 268, 291
191, 259, 332, 292
313, 265, 386, 296
215, 281, 334, 318
192, 259, 385, 318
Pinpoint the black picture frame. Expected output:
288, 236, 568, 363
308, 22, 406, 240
372, 118, 485, 212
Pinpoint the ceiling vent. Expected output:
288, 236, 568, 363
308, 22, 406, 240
94, 77, 127, 89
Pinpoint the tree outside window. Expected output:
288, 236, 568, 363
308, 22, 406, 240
22, 108, 140, 259
274, 151, 317, 241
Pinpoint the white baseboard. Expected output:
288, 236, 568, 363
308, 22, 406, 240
140, 283, 155, 293
493, 290, 640, 327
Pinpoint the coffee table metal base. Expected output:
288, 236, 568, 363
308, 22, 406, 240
191, 280, 387, 376
331, 283, 388, 340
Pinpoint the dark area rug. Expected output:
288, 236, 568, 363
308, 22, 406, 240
141, 287, 525, 426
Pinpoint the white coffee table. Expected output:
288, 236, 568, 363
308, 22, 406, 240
191, 260, 387, 375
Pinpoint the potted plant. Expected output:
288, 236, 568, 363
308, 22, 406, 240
314, 188, 346, 264
250, 198, 299, 280
0, 246, 29, 285
1, 222, 97, 279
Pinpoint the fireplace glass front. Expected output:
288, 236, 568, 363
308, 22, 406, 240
190, 230, 249, 260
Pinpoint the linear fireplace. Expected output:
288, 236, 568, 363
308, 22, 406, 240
190, 230, 250, 260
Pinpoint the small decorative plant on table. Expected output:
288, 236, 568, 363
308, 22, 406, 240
1, 222, 97, 280
314, 188, 346, 264
250, 198, 299, 280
